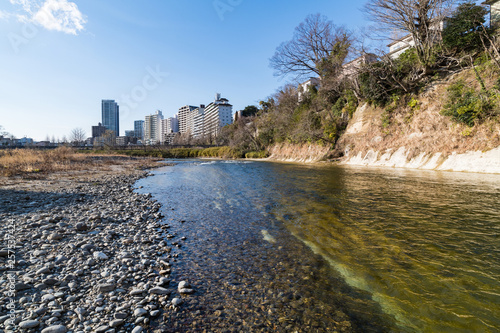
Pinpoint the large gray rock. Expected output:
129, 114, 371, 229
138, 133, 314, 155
95, 325, 110, 333
42, 294, 56, 302
114, 312, 128, 320
54, 255, 68, 264
93, 251, 108, 260
19, 320, 40, 329
109, 319, 124, 327
129, 289, 145, 296
81, 244, 94, 252
171, 298, 183, 307
43, 278, 59, 285
41, 325, 67, 333
134, 308, 148, 317
178, 281, 194, 294
75, 222, 88, 231
148, 286, 170, 295
97, 283, 115, 293
14, 282, 31, 291
48, 233, 63, 240
131, 327, 143, 333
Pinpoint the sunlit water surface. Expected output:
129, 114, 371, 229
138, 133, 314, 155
136, 160, 500, 332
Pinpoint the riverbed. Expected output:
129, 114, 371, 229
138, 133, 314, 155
135, 160, 500, 332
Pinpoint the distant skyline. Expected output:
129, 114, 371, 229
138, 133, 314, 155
1, 0, 384, 140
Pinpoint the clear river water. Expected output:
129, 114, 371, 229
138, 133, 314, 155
135, 159, 500, 332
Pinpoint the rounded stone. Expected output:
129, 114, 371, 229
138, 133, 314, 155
93, 252, 108, 260
171, 298, 183, 307
41, 325, 67, 333
19, 320, 40, 329
131, 327, 143, 333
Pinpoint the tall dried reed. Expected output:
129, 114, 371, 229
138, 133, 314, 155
0, 147, 93, 177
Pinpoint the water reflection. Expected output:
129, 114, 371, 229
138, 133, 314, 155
137, 160, 500, 332
267, 163, 500, 332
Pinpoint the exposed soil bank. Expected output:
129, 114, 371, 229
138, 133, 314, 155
267, 143, 330, 163
265, 139, 500, 174
337, 95, 500, 174
341, 146, 500, 173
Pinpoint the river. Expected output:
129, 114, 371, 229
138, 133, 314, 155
135, 159, 500, 332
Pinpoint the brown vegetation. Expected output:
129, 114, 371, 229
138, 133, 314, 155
0, 147, 158, 178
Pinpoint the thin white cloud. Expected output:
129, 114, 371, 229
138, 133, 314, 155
0, 10, 9, 19
33, 0, 86, 35
9, 0, 37, 14
7, 0, 86, 35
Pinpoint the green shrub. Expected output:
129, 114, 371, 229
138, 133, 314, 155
245, 151, 269, 158
381, 111, 391, 129
331, 89, 358, 118
441, 80, 493, 126
407, 97, 419, 111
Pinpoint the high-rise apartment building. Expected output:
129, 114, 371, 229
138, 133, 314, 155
144, 110, 163, 144
161, 116, 179, 144
101, 100, 119, 136
193, 110, 205, 138
134, 120, 145, 139
161, 115, 178, 138
189, 105, 205, 138
203, 94, 233, 138
178, 105, 198, 134
165, 115, 179, 133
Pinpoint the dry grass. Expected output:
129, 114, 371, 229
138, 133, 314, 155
0, 147, 160, 178
337, 65, 500, 160
0, 147, 95, 177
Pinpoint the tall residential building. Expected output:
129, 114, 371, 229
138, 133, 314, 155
193, 110, 205, 138
134, 120, 145, 139
161, 116, 179, 144
203, 94, 233, 138
190, 105, 205, 138
101, 100, 120, 136
144, 110, 163, 144
178, 105, 198, 134
161, 115, 179, 135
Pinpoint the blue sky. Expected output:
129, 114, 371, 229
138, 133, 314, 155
1, 0, 370, 141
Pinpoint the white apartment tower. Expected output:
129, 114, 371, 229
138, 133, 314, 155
189, 105, 205, 138
161, 115, 179, 143
203, 94, 233, 138
178, 105, 198, 134
193, 110, 205, 138
144, 110, 163, 144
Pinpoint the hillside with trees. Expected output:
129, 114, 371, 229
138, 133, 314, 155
218, 1, 500, 163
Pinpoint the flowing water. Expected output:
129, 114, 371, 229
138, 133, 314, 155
136, 160, 500, 332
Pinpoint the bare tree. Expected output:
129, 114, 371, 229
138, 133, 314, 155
173, 132, 193, 146
364, 0, 455, 69
0, 125, 9, 137
101, 130, 116, 148
270, 14, 354, 80
69, 128, 86, 146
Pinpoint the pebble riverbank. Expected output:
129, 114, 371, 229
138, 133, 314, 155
0, 166, 190, 333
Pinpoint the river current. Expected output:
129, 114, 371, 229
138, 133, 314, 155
135, 159, 500, 332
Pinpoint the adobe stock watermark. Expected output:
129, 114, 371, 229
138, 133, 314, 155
118, 65, 169, 117
8, 21, 39, 54
3, 217, 18, 331
213, 0, 243, 21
